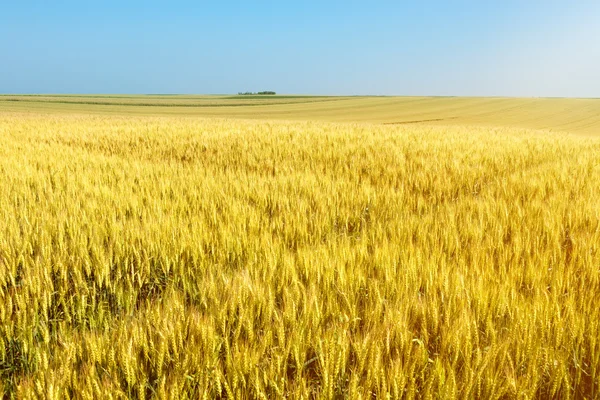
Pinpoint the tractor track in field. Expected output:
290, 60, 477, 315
383, 117, 459, 125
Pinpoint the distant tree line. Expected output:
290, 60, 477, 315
237, 91, 276, 95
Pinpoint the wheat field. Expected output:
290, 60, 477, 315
2, 95, 600, 135
1, 99, 600, 398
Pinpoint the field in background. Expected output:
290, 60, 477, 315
1, 95, 600, 135
1, 100, 600, 398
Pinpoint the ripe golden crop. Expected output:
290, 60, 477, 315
0, 112, 599, 398
2, 95, 600, 136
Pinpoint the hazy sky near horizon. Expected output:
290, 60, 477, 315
1, 1, 599, 96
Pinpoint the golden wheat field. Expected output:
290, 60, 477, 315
1, 97, 600, 399
2, 95, 600, 135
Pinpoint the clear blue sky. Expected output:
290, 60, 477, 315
1, 1, 598, 96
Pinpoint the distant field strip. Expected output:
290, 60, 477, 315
1, 95, 599, 135
0, 96, 345, 108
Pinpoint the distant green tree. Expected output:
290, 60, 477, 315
237, 91, 276, 95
